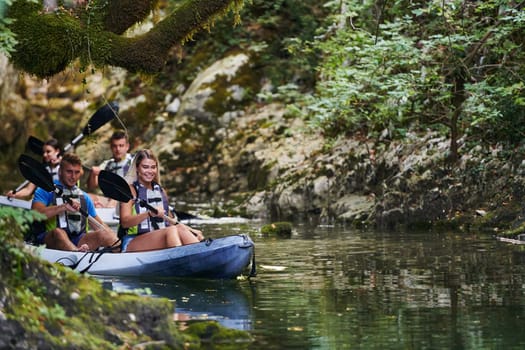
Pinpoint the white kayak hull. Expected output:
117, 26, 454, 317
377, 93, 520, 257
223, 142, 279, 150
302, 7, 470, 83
0, 195, 32, 210
28, 234, 256, 279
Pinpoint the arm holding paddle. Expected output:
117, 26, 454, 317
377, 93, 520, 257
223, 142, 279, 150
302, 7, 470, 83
20, 154, 118, 252
7, 138, 62, 199
99, 150, 203, 252
32, 197, 110, 233
6, 182, 37, 199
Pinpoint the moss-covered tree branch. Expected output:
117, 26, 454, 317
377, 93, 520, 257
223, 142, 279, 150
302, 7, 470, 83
6, 0, 243, 78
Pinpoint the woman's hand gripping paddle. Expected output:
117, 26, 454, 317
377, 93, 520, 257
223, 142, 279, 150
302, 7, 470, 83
18, 154, 109, 233
98, 170, 202, 238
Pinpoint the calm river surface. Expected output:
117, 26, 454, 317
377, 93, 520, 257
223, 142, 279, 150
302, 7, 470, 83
102, 220, 525, 349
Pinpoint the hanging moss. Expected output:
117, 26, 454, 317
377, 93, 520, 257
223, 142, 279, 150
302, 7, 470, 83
6, 0, 245, 76
103, 0, 161, 35
8, 4, 83, 77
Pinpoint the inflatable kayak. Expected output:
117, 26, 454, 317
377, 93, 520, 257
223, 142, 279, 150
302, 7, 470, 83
28, 234, 256, 279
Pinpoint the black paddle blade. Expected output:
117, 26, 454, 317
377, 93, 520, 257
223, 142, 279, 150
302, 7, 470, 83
27, 136, 44, 155
98, 170, 132, 203
18, 154, 54, 192
82, 101, 119, 136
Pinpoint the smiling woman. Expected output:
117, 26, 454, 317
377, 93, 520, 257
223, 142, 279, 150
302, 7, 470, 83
118, 149, 203, 252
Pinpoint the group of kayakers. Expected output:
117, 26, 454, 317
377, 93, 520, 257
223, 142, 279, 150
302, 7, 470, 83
6, 130, 203, 253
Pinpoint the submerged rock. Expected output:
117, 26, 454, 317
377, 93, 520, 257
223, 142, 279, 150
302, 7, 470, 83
260, 222, 293, 237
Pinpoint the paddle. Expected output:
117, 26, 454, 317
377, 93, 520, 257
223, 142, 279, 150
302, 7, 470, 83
63, 101, 119, 152
98, 170, 200, 233
18, 154, 106, 232
11, 136, 47, 194
27, 136, 45, 155
11, 102, 119, 195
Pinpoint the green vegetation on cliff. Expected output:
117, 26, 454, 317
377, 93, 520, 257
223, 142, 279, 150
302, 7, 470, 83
0, 207, 252, 348
293, 0, 525, 162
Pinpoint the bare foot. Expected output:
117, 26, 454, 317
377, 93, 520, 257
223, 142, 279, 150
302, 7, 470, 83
77, 244, 90, 252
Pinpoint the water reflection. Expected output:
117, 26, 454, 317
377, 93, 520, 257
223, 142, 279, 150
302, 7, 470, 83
249, 225, 525, 349
97, 221, 525, 349
101, 277, 253, 330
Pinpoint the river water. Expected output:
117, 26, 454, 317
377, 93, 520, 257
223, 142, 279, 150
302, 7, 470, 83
102, 220, 525, 349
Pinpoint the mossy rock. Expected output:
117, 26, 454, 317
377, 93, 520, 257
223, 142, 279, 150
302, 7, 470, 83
260, 222, 292, 238
184, 321, 253, 349
0, 207, 252, 349
498, 221, 525, 238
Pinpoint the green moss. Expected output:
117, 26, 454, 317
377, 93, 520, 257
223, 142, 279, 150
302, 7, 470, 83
0, 207, 251, 348
8, 2, 83, 77
184, 321, 252, 349
203, 60, 260, 116
260, 222, 293, 237
103, 0, 161, 35
498, 221, 525, 237
7, 0, 115, 78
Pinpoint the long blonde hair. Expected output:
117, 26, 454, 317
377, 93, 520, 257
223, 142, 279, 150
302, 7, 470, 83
125, 149, 161, 185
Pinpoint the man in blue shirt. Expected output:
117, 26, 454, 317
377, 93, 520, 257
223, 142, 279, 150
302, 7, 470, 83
32, 153, 117, 251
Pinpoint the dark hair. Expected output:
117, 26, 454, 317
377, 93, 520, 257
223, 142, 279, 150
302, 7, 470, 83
44, 138, 62, 154
110, 130, 129, 142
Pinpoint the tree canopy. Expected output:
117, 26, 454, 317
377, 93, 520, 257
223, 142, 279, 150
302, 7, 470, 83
291, 0, 525, 161
3, 0, 243, 78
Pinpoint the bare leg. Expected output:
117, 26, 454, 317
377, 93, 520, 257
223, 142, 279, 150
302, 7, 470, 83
78, 229, 118, 251
165, 226, 183, 247
177, 224, 200, 245
125, 227, 182, 252
44, 228, 79, 251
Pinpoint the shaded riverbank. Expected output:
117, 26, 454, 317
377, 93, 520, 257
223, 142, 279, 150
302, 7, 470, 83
0, 209, 252, 349
2, 53, 525, 235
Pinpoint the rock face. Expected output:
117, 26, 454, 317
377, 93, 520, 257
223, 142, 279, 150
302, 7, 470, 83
146, 48, 522, 230
0, 55, 29, 148
2, 50, 524, 231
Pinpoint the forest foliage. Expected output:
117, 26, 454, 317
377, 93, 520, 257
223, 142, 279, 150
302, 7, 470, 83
289, 0, 525, 161
3, 0, 525, 161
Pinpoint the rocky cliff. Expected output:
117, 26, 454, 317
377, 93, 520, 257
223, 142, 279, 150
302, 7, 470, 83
2, 51, 524, 233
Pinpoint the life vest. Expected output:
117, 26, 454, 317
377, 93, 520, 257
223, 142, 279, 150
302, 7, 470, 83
46, 185, 88, 237
45, 164, 60, 182
103, 153, 133, 177
127, 180, 170, 235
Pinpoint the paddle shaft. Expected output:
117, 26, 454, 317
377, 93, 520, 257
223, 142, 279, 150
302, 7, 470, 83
63, 133, 86, 153
13, 180, 30, 194
54, 188, 106, 232
136, 198, 201, 238
13, 102, 117, 194
138, 200, 182, 226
